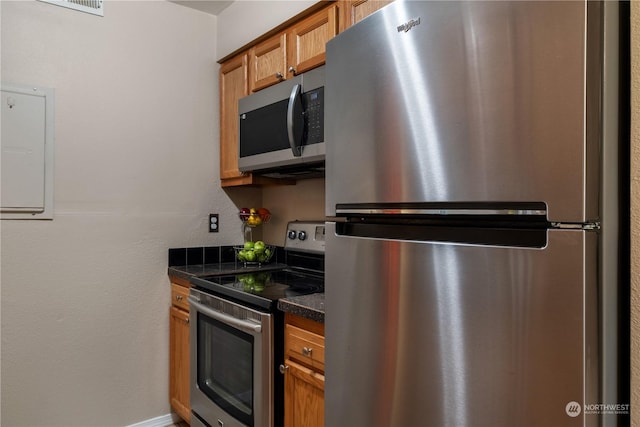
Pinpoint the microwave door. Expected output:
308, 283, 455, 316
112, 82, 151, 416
237, 67, 326, 173
287, 84, 304, 157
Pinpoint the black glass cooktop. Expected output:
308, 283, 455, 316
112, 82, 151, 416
191, 269, 324, 311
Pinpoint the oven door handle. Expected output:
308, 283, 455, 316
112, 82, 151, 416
188, 296, 262, 335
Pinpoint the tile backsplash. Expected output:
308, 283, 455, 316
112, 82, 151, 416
168, 246, 235, 266
168, 245, 286, 266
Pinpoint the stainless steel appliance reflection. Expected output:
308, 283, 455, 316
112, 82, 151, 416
238, 67, 325, 179
324, 1, 627, 426
189, 289, 272, 427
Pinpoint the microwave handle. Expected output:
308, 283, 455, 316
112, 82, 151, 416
287, 84, 304, 157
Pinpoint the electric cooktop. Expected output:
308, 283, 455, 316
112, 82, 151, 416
190, 221, 325, 311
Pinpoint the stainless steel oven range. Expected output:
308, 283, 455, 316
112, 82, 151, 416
188, 221, 325, 427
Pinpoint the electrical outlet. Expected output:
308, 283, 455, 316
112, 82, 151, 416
209, 214, 219, 232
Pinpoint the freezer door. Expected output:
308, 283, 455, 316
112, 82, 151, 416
325, 0, 603, 223
325, 223, 598, 427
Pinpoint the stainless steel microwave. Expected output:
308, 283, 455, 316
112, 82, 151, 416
238, 66, 325, 178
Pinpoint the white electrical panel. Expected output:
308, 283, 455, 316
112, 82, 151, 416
1, 84, 55, 220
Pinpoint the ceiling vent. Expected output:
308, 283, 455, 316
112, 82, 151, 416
38, 0, 104, 16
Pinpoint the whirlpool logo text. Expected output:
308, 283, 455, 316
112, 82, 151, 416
397, 17, 421, 33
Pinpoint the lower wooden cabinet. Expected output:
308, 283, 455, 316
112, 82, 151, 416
282, 313, 325, 427
170, 278, 191, 424
284, 359, 325, 427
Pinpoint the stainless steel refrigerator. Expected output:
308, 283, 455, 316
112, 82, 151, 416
324, 1, 627, 426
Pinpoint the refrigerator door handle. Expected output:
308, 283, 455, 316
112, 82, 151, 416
335, 221, 548, 248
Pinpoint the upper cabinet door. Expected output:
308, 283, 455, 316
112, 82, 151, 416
249, 32, 287, 93
339, 0, 394, 32
219, 52, 249, 181
286, 4, 338, 76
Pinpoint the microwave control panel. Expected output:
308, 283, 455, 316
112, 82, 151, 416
303, 87, 324, 145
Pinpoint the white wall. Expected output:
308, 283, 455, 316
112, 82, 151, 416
0, 1, 246, 425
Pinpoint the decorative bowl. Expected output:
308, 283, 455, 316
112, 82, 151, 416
234, 243, 275, 265
238, 208, 271, 227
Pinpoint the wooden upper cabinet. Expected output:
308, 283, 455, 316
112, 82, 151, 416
287, 3, 338, 76
219, 52, 253, 185
248, 3, 338, 92
249, 33, 287, 93
218, 1, 340, 186
339, 0, 394, 32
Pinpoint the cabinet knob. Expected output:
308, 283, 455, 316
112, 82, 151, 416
275, 71, 284, 80
288, 66, 297, 75
302, 347, 313, 356
175, 295, 183, 301
279, 364, 289, 374
185, 317, 190, 324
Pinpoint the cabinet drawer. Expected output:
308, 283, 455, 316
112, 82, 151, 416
171, 283, 190, 312
285, 324, 325, 371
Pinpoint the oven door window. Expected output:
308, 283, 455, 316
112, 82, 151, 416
198, 313, 254, 426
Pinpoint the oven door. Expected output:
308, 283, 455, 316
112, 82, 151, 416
189, 288, 273, 427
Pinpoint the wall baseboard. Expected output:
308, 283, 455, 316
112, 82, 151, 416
126, 413, 182, 427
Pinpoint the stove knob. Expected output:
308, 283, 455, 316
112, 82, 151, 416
288, 230, 297, 240
298, 231, 307, 241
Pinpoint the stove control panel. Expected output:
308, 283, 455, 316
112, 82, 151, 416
285, 221, 325, 253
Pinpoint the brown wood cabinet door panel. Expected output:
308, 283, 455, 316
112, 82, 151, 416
340, 0, 394, 31
287, 4, 338, 75
284, 359, 325, 427
219, 53, 249, 180
285, 324, 325, 371
171, 283, 190, 312
250, 33, 287, 92
169, 306, 190, 423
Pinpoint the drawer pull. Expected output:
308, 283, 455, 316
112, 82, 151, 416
279, 364, 289, 374
302, 347, 313, 356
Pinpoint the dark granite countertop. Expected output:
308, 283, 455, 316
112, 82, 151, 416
278, 293, 325, 323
